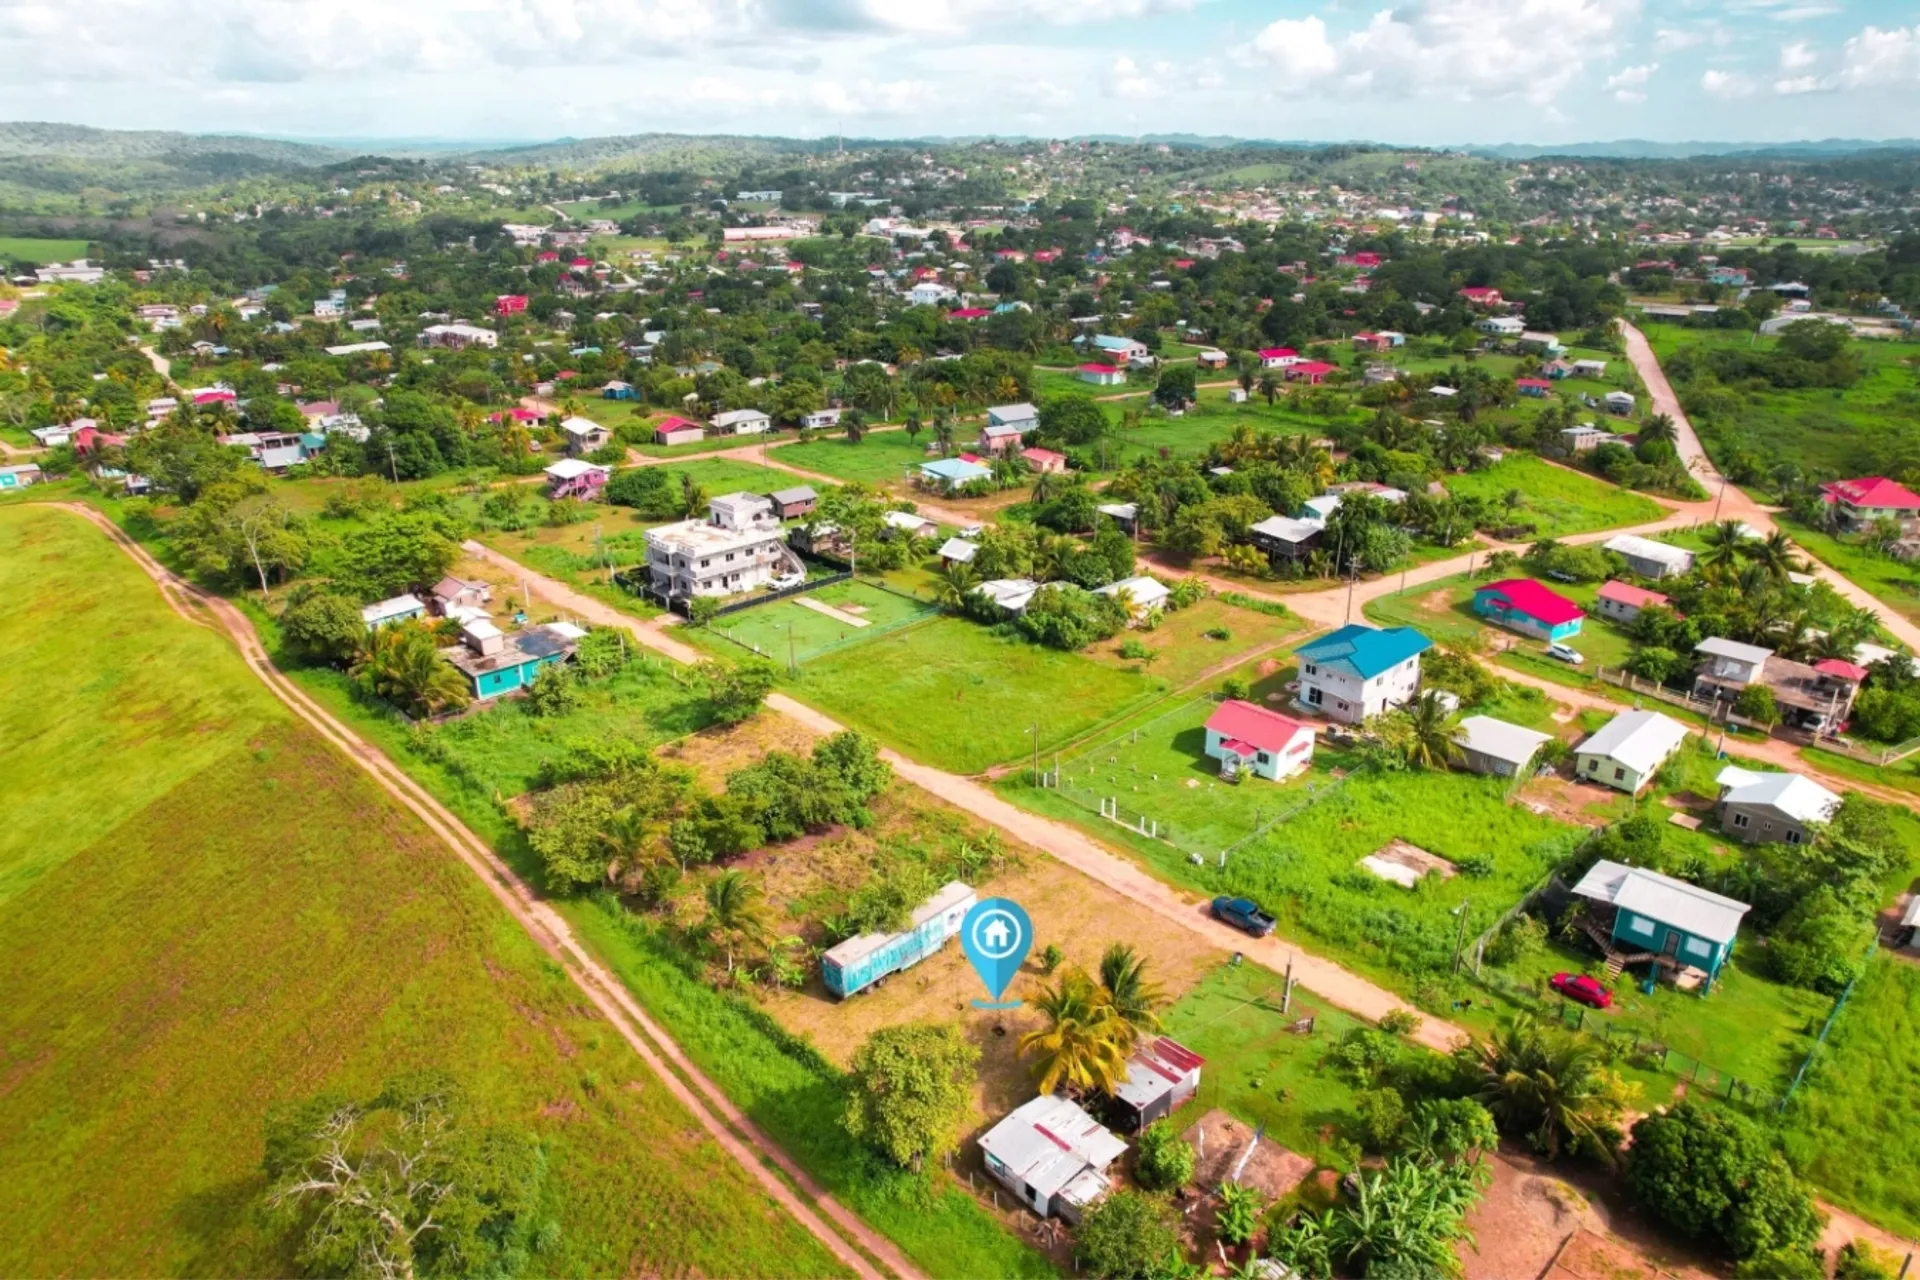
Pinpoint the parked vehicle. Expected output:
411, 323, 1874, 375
1210, 896, 1276, 938
1550, 971, 1614, 1009
1547, 643, 1585, 665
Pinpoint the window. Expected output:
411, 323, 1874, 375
1304, 663, 1317, 676
1786, 829, 1804, 845
1587, 758, 1599, 772
1256, 752, 1270, 764
1626, 913, 1654, 937
1307, 687, 1322, 705
1614, 766, 1626, 781
1684, 936, 1713, 959
1732, 812, 1749, 829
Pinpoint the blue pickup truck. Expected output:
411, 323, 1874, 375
1210, 896, 1276, 938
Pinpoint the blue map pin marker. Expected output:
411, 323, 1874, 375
962, 897, 1033, 1009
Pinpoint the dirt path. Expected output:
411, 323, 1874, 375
0, 438, 45, 460
52, 504, 915, 1280
138, 344, 173, 385
467, 538, 1470, 1055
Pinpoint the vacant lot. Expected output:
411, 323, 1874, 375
1777, 514, 1920, 628
0, 235, 90, 264
774, 429, 934, 487
1081, 595, 1307, 688
1443, 454, 1665, 539
793, 615, 1166, 772
0, 506, 843, 1279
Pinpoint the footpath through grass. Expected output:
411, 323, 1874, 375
0, 505, 844, 1280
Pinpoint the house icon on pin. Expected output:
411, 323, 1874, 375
982, 918, 1012, 948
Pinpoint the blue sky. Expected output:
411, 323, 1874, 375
0, 0, 1915, 145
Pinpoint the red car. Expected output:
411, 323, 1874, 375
1551, 972, 1614, 1010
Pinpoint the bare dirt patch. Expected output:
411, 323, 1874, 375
657, 713, 822, 789
1180, 1108, 1314, 1201
1516, 775, 1616, 829
1462, 1149, 1721, 1280
1360, 838, 1457, 887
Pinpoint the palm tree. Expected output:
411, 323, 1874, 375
1744, 529, 1802, 582
679, 473, 708, 518
702, 870, 770, 975
1456, 1016, 1627, 1164
933, 417, 956, 457
1256, 372, 1279, 406
1097, 944, 1165, 1034
1020, 968, 1134, 1098
1030, 469, 1059, 503
351, 622, 472, 719
597, 805, 652, 881
936, 562, 978, 611
1637, 412, 1677, 451
903, 409, 923, 446
1403, 692, 1461, 771
1701, 519, 1750, 575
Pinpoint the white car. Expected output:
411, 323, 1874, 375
960, 523, 985, 538
1547, 643, 1585, 665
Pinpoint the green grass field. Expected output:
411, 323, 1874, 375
1444, 454, 1665, 539
0, 235, 90, 264
707, 578, 936, 661
0, 505, 844, 1278
1780, 956, 1920, 1237
1080, 595, 1306, 688
772, 431, 932, 487
1776, 514, 1920, 628
791, 615, 1167, 772
1363, 572, 1637, 672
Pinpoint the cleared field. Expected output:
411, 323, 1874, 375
792, 614, 1167, 772
773, 430, 932, 487
0, 235, 90, 264
1777, 514, 1920, 628
708, 578, 936, 661
1443, 454, 1665, 539
0, 505, 844, 1278
1081, 595, 1306, 687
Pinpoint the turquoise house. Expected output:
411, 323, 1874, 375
1570, 859, 1750, 987
444, 622, 581, 700
1471, 578, 1585, 642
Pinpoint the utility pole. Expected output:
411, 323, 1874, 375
1344, 568, 1357, 623
386, 438, 399, 484
1031, 722, 1040, 786
1712, 475, 1728, 522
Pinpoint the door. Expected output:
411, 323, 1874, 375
1662, 931, 1681, 958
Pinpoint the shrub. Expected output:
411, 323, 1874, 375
1625, 1101, 1824, 1261
1355, 1086, 1409, 1152
1214, 1182, 1264, 1248
1133, 1121, 1196, 1192
842, 1023, 979, 1170
523, 664, 581, 717
1075, 1191, 1180, 1280
1485, 914, 1549, 968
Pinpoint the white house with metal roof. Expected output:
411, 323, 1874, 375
1454, 716, 1554, 778
1603, 534, 1695, 580
978, 1094, 1127, 1222
360, 593, 427, 631
1714, 766, 1841, 846
1575, 709, 1689, 794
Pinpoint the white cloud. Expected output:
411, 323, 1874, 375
1604, 62, 1656, 102
1247, 0, 1637, 107
1701, 68, 1757, 99
1837, 25, 1920, 89
1773, 74, 1821, 94
1779, 40, 1817, 71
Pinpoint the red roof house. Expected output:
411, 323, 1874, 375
536, 251, 560, 263
1202, 701, 1315, 781
1021, 446, 1067, 474
1283, 360, 1338, 384
1814, 657, 1869, 683
947, 307, 991, 320
1516, 377, 1552, 397
1459, 286, 1503, 307
495, 294, 529, 315
1595, 580, 1675, 623
1472, 579, 1585, 640
1820, 476, 1920, 531
1256, 347, 1299, 368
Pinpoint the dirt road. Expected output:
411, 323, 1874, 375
56, 504, 916, 1280
465, 539, 1470, 1054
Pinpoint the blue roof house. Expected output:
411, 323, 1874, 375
918, 457, 994, 493
1295, 623, 1434, 725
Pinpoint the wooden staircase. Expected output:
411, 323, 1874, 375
1571, 911, 1668, 983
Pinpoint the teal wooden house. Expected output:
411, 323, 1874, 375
1472, 578, 1585, 642
1570, 859, 1750, 988
443, 621, 582, 701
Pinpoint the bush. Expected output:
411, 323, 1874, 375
1486, 914, 1548, 968
842, 1023, 979, 1170
1355, 1087, 1408, 1152
278, 586, 365, 667
1625, 1101, 1824, 1261
1075, 1191, 1180, 1280
1133, 1122, 1195, 1192
523, 664, 581, 717
1769, 885, 1873, 994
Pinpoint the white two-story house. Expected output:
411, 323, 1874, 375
1293, 624, 1434, 725
644, 492, 803, 605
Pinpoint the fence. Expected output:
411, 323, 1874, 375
1777, 934, 1881, 1108
1594, 666, 1721, 718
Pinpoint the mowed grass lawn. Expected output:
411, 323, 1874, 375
0, 506, 847, 1280
708, 578, 934, 661
773, 429, 932, 486
792, 615, 1166, 772
1081, 595, 1306, 687
1444, 454, 1665, 538
0, 235, 90, 263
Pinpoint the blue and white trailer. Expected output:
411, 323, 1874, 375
822, 881, 977, 999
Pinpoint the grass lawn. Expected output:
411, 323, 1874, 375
1160, 961, 1371, 1169
0, 505, 844, 1279
1803, 745, 1920, 799
1364, 571, 1637, 672
1779, 955, 1920, 1237
1443, 454, 1665, 539
0, 235, 90, 264
705, 578, 936, 662
1777, 514, 1920, 628
1081, 595, 1306, 689
772, 430, 932, 487
791, 615, 1166, 772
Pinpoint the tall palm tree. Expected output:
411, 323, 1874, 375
597, 805, 652, 881
351, 622, 472, 719
933, 417, 956, 457
1637, 412, 1677, 451
1020, 968, 1134, 1098
936, 562, 978, 611
1456, 1016, 1626, 1164
1256, 372, 1280, 406
1701, 519, 1750, 576
679, 473, 708, 518
1403, 692, 1462, 771
1097, 944, 1165, 1035
702, 870, 770, 975
1744, 529, 1802, 582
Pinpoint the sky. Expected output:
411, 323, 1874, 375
1, 0, 1918, 146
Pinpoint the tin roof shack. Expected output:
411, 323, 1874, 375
1570, 859, 1751, 989
1691, 639, 1862, 736
979, 1095, 1128, 1223
821, 882, 975, 999
1111, 1038, 1205, 1131
1453, 715, 1554, 778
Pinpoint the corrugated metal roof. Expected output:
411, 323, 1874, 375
1577, 710, 1688, 775
1454, 715, 1553, 765
1571, 859, 1750, 946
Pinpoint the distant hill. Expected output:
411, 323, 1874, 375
1468, 138, 1920, 160
0, 122, 344, 165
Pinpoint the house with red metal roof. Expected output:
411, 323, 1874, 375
1516, 377, 1552, 398
1472, 578, 1585, 641
1595, 581, 1674, 625
495, 294, 528, 316
1112, 1037, 1205, 1130
1256, 347, 1299, 369
1283, 360, 1338, 385
1078, 362, 1127, 386
947, 307, 991, 320
1021, 446, 1068, 474
1459, 286, 1504, 307
1202, 700, 1316, 782
1820, 476, 1920, 532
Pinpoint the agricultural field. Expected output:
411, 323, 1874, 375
1443, 454, 1665, 539
791, 614, 1167, 773
0, 235, 90, 263
0, 505, 843, 1279
1645, 322, 1920, 477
